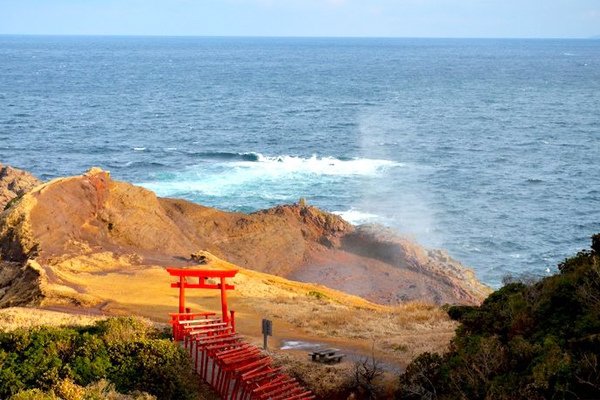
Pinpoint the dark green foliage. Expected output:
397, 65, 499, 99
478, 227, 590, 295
0, 318, 199, 400
397, 352, 447, 399
3, 194, 23, 211
397, 234, 600, 400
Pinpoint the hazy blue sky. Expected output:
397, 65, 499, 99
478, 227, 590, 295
1, 0, 599, 38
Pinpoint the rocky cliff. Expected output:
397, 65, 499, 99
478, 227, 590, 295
0, 163, 41, 211
0, 166, 490, 308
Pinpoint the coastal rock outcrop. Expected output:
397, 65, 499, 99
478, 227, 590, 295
0, 163, 41, 211
0, 166, 490, 307
340, 225, 490, 304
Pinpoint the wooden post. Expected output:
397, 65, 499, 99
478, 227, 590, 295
262, 319, 272, 350
220, 277, 229, 323
179, 275, 185, 313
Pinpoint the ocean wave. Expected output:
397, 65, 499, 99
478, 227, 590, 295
186, 152, 401, 176
332, 209, 379, 225
137, 153, 402, 203
108, 161, 168, 169
243, 154, 401, 176
187, 151, 262, 162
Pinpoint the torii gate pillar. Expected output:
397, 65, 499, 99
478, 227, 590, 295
178, 275, 186, 313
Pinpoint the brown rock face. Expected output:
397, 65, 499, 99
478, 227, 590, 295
0, 260, 43, 308
0, 167, 490, 307
338, 225, 490, 304
0, 164, 41, 211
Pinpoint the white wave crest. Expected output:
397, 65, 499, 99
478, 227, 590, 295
234, 154, 401, 176
332, 209, 379, 225
137, 154, 402, 199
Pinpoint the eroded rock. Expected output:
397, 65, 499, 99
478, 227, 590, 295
0, 163, 41, 211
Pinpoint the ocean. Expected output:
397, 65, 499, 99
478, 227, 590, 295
1, 35, 599, 287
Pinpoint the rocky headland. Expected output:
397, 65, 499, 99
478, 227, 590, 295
0, 165, 489, 309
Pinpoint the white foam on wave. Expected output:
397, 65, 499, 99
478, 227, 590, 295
141, 179, 225, 197
333, 209, 379, 225
138, 154, 401, 199
234, 153, 402, 176
133, 147, 146, 151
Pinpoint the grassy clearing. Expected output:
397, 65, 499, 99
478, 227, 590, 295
3, 251, 456, 368
250, 294, 456, 360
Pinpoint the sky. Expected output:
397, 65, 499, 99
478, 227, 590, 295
1, 0, 599, 39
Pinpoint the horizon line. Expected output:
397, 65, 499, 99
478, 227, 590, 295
0, 33, 597, 40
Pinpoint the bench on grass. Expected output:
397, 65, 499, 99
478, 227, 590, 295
309, 348, 346, 364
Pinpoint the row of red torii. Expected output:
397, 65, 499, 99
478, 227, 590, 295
167, 268, 315, 400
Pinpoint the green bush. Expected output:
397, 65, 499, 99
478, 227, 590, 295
308, 290, 327, 300
0, 318, 199, 400
7, 379, 156, 400
8, 389, 58, 400
397, 234, 600, 399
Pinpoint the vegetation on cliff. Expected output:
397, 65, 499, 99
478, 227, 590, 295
0, 318, 201, 400
396, 234, 600, 399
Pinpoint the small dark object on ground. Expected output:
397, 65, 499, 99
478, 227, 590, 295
310, 348, 346, 364
191, 253, 208, 264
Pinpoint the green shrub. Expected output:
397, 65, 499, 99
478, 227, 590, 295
307, 290, 327, 300
8, 389, 58, 400
3, 195, 23, 211
397, 234, 600, 399
0, 318, 198, 400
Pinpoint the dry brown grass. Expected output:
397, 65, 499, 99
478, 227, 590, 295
0, 307, 106, 332
270, 352, 352, 398
250, 294, 456, 360
195, 251, 456, 360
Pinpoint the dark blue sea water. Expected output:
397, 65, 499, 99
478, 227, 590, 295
1, 35, 599, 287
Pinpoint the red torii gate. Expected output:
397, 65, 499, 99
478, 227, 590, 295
167, 268, 238, 323
166, 267, 316, 399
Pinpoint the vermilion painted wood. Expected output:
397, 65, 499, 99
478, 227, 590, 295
259, 382, 301, 399
187, 323, 229, 334
284, 392, 316, 400
226, 356, 274, 399
170, 312, 215, 340
170, 312, 216, 318
167, 268, 238, 321
241, 365, 280, 381
198, 336, 242, 380
179, 318, 221, 326
201, 340, 243, 378
167, 269, 315, 400
215, 350, 263, 391
232, 364, 279, 398
231, 357, 272, 400
166, 268, 238, 278
252, 375, 291, 394
214, 348, 261, 388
